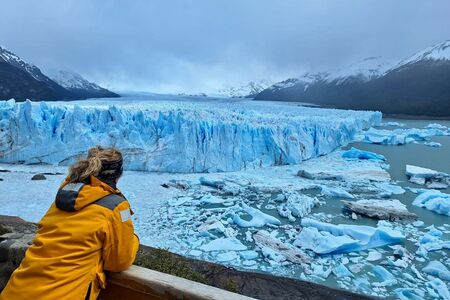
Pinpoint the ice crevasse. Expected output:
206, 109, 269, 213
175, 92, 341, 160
0, 99, 381, 173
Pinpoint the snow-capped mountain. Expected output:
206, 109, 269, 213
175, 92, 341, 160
326, 57, 396, 85
45, 69, 119, 99
0, 46, 118, 101
256, 40, 450, 117
217, 80, 273, 98
0, 46, 54, 83
393, 40, 450, 69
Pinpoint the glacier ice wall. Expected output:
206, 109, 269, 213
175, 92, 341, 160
0, 99, 381, 173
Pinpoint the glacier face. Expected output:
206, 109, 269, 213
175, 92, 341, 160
0, 99, 381, 173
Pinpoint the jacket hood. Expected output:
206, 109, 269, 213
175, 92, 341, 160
55, 176, 121, 212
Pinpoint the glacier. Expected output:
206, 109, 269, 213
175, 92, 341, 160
0, 99, 381, 173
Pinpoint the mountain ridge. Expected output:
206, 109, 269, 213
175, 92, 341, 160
255, 40, 450, 117
0, 46, 119, 101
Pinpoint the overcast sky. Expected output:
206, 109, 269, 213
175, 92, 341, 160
1, 0, 449, 93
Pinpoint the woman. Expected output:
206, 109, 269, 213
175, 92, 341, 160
1, 146, 139, 300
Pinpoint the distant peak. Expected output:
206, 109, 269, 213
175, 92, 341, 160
393, 40, 450, 69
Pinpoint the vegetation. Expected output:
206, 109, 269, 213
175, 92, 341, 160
134, 248, 208, 285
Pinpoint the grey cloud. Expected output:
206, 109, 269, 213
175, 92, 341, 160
1, 0, 449, 92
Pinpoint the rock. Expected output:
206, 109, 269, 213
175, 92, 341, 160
0, 178, 3, 181
341, 199, 417, 222
0, 169, 11, 173
31, 174, 46, 180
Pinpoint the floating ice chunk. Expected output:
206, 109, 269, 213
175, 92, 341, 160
297, 169, 344, 181
199, 237, 247, 251
422, 261, 450, 281
320, 186, 354, 199
353, 277, 371, 292
197, 219, 226, 235
426, 278, 450, 300
342, 199, 417, 222
254, 230, 310, 264
312, 264, 332, 279
425, 123, 447, 130
260, 246, 285, 262
382, 121, 406, 127
416, 227, 450, 257
199, 195, 228, 205
406, 165, 443, 180
357, 127, 448, 146
372, 265, 397, 286
394, 288, 425, 300
413, 220, 425, 227
188, 250, 203, 257
424, 141, 442, 148
367, 250, 382, 261
373, 182, 406, 197
216, 251, 239, 262
232, 203, 281, 228
406, 165, 449, 187
168, 196, 192, 206
294, 218, 404, 254
277, 192, 318, 221
199, 177, 225, 189
412, 190, 450, 216
333, 263, 354, 278
239, 250, 259, 260
342, 147, 385, 161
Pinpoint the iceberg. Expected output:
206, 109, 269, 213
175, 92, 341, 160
356, 127, 448, 146
412, 190, 450, 216
294, 218, 404, 254
372, 265, 397, 286
277, 192, 318, 221
416, 227, 450, 257
422, 261, 450, 281
232, 203, 281, 228
0, 99, 380, 173
341, 199, 417, 221
199, 237, 247, 251
342, 147, 385, 161
394, 288, 425, 300
320, 186, 354, 199
406, 165, 449, 187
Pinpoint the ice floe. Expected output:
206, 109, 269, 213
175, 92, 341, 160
277, 192, 319, 221
199, 237, 247, 251
232, 203, 281, 228
416, 227, 450, 257
294, 218, 404, 254
342, 147, 385, 161
422, 261, 450, 281
253, 230, 310, 264
406, 165, 449, 188
341, 199, 417, 221
356, 127, 449, 146
412, 190, 450, 216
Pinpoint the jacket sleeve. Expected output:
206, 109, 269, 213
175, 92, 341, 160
102, 200, 140, 272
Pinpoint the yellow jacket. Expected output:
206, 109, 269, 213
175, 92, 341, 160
0, 176, 139, 300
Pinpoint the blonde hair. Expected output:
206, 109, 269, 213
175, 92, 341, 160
68, 146, 123, 183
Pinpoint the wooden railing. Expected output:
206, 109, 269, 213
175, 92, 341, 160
99, 265, 256, 300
